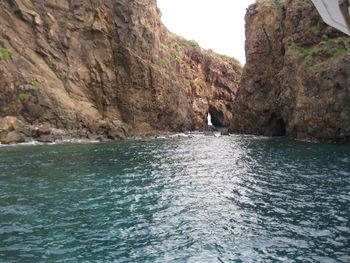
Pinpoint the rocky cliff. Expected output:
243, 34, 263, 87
230, 0, 350, 143
0, 0, 241, 144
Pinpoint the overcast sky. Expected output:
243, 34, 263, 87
157, 0, 256, 65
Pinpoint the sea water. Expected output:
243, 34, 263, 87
0, 134, 349, 262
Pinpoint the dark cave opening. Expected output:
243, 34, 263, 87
210, 114, 224, 127
276, 119, 286, 136
271, 116, 286, 136
208, 106, 227, 128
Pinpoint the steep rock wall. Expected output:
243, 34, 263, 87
230, 0, 350, 143
0, 0, 241, 143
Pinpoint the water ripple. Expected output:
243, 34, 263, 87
0, 136, 349, 262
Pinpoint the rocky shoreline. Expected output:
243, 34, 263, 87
0, 116, 131, 144
0, 115, 230, 145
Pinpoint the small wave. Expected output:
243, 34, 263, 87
0, 141, 45, 147
0, 139, 100, 148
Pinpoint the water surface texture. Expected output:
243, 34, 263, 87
0, 135, 349, 262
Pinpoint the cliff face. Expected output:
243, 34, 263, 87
0, 0, 241, 143
230, 0, 350, 143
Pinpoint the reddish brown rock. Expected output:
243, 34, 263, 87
230, 0, 350, 143
0, 130, 25, 144
0, 0, 241, 144
0, 116, 26, 144
0, 116, 25, 131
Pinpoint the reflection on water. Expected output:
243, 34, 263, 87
0, 134, 349, 262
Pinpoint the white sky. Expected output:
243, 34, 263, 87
157, 0, 256, 65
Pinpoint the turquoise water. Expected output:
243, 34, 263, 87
0, 134, 349, 263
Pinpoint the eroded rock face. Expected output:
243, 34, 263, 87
0, 0, 241, 143
230, 0, 350, 143
179, 44, 241, 128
